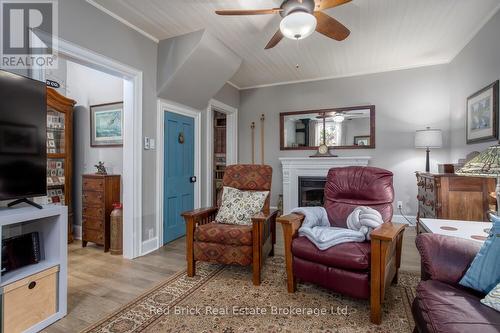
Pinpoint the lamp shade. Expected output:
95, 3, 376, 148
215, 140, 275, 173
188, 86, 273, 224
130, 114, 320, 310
456, 145, 500, 177
415, 127, 442, 149
279, 11, 317, 40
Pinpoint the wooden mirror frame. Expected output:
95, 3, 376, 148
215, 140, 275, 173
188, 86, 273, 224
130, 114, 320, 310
280, 105, 376, 150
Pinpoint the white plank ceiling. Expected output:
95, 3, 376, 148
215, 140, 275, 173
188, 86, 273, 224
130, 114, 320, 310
91, 0, 500, 89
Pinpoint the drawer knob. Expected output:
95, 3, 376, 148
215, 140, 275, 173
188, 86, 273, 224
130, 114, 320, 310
28, 281, 37, 289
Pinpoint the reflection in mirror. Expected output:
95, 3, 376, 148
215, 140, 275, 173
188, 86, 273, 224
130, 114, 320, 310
280, 106, 375, 150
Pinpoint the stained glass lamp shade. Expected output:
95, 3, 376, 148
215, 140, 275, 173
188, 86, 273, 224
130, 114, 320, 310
456, 145, 500, 214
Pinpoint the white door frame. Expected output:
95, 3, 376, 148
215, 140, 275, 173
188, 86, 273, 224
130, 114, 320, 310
156, 99, 201, 247
205, 99, 238, 206
33, 37, 143, 259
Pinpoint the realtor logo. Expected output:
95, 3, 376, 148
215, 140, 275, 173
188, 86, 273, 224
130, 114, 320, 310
1, 0, 58, 69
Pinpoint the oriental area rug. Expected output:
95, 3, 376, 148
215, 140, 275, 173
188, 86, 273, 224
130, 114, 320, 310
83, 256, 418, 333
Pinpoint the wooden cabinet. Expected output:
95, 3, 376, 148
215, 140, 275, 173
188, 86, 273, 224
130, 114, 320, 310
416, 172, 495, 227
45, 88, 76, 243
82, 174, 120, 252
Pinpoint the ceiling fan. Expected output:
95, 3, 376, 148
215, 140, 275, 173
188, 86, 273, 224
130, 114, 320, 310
215, 0, 351, 49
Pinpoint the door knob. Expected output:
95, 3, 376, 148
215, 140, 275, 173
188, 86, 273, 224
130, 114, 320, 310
190, 176, 197, 183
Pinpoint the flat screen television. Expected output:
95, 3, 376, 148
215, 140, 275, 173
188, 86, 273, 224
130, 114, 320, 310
0, 70, 47, 203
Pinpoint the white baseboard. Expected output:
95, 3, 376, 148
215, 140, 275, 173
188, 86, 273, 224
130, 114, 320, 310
392, 214, 417, 225
73, 225, 82, 240
141, 237, 158, 255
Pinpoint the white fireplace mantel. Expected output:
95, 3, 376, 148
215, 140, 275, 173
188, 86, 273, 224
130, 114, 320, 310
280, 156, 371, 214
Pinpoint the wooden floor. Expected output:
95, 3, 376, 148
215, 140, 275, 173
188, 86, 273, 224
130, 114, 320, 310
44, 226, 419, 332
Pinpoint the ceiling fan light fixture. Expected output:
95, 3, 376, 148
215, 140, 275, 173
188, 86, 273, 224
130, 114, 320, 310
279, 11, 317, 40
333, 114, 345, 123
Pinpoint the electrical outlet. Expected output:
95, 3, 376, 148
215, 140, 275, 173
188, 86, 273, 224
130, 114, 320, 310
144, 137, 150, 150
397, 201, 403, 209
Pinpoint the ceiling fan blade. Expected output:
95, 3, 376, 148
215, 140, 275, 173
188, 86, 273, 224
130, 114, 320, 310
265, 29, 284, 49
314, 0, 352, 11
216, 8, 282, 16
314, 11, 350, 41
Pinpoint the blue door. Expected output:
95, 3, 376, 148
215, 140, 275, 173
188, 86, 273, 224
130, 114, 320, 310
164, 112, 194, 244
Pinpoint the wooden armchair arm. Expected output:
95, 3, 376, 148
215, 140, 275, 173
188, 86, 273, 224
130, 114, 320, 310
181, 207, 218, 221
371, 222, 405, 241
252, 209, 279, 224
277, 213, 305, 293
277, 213, 304, 238
182, 207, 219, 278
370, 222, 405, 324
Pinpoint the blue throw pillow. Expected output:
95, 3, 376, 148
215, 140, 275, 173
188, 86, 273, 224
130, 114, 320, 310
459, 214, 500, 294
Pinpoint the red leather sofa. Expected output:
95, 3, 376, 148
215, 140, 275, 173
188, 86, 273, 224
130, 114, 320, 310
413, 233, 500, 333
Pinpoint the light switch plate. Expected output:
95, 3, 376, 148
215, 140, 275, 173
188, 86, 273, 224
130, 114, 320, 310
150, 138, 156, 150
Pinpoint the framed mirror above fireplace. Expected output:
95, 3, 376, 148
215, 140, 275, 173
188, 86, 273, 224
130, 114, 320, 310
280, 105, 375, 150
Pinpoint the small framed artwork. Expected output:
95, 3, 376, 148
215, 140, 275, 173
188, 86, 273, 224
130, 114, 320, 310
90, 102, 124, 147
354, 135, 370, 146
466, 81, 499, 144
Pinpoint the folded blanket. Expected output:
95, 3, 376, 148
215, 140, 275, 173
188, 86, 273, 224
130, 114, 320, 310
292, 207, 365, 250
292, 206, 383, 250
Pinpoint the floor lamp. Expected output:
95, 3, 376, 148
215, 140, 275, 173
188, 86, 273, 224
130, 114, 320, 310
415, 127, 442, 172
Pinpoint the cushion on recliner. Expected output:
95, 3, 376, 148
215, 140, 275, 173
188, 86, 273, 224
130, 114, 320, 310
195, 222, 253, 246
412, 280, 500, 333
292, 236, 371, 271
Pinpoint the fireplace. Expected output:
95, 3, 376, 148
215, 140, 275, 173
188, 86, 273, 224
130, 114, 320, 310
298, 177, 327, 207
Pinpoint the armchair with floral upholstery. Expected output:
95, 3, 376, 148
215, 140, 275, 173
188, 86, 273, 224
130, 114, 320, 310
181, 164, 278, 285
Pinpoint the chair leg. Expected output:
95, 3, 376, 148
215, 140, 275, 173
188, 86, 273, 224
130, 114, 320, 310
252, 262, 261, 286
187, 257, 195, 277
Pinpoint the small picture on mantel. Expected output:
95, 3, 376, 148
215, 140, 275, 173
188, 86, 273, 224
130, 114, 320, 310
90, 102, 123, 147
466, 81, 499, 144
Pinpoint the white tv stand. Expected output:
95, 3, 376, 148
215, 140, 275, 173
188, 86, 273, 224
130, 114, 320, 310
0, 205, 67, 332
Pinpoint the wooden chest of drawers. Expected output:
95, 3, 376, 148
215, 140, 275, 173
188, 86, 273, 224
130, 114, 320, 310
416, 172, 495, 226
82, 174, 120, 252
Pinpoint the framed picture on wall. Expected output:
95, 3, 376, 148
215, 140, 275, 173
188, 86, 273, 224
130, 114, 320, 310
466, 80, 499, 144
90, 102, 124, 147
354, 135, 370, 146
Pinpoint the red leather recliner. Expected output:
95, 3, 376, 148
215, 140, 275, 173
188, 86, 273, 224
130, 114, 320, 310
278, 166, 405, 324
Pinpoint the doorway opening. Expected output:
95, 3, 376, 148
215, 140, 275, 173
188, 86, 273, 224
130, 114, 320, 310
32, 36, 143, 259
205, 100, 238, 207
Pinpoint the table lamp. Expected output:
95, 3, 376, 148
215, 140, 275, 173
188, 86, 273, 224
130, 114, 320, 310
456, 145, 500, 215
415, 127, 442, 172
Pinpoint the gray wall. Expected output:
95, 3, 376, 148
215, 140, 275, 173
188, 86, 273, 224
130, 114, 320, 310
449, 10, 500, 161
58, 0, 158, 241
213, 83, 240, 110
239, 65, 451, 215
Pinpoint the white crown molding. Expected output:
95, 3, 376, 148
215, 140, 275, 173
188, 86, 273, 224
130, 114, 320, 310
86, 0, 160, 43
237, 59, 451, 90
226, 80, 241, 90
